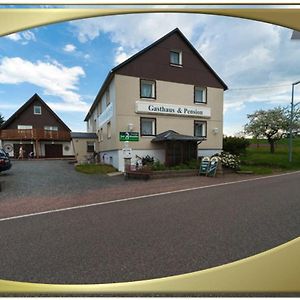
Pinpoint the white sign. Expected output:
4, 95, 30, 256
135, 101, 211, 118
97, 103, 113, 127
122, 148, 132, 159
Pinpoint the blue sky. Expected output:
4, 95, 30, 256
0, 9, 300, 135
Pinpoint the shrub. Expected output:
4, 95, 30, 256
141, 155, 154, 166
186, 158, 200, 169
213, 152, 241, 170
223, 136, 250, 155
151, 160, 167, 171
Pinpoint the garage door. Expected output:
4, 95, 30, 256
45, 144, 63, 158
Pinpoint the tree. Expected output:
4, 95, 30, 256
0, 113, 5, 126
244, 107, 297, 154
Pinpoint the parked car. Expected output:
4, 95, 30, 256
0, 149, 12, 172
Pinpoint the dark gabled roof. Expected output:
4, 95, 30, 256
84, 28, 228, 121
151, 130, 206, 143
71, 132, 98, 139
0, 93, 71, 132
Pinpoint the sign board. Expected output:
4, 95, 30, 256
207, 158, 219, 177
119, 132, 139, 142
135, 101, 211, 118
199, 157, 210, 175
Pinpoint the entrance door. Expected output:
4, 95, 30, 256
13, 144, 33, 159
165, 141, 197, 166
45, 144, 63, 158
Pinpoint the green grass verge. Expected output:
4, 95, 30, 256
75, 164, 117, 174
240, 137, 300, 174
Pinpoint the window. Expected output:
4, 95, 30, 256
170, 50, 182, 66
87, 142, 95, 153
34, 106, 42, 115
140, 79, 156, 99
106, 90, 110, 107
44, 126, 58, 131
194, 121, 207, 138
107, 122, 111, 139
17, 125, 33, 130
98, 128, 103, 142
97, 102, 102, 116
140, 117, 156, 136
194, 87, 207, 104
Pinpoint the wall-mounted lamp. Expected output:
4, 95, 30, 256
128, 123, 134, 132
212, 128, 219, 135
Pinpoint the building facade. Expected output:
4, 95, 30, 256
85, 28, 227, 171
71, 132, 99, 163
0, 93, 74, 158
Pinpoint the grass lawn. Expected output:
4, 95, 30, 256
75, 164, 117, 174
240, 137, 300, 174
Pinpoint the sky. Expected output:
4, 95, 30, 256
0, 8, 300, 135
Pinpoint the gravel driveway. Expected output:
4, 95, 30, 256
0, 160, 125, 200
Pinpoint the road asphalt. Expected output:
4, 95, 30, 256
0, 170, 299, 287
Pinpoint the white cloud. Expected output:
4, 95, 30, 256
0, 103, 19, 110
0, 57, 86, 109
69, 13, 300, 121
4, 30, 36, 44
47, 102, 90, 112
4, 33, 21, 41
114, 46, 136, 65
223, 100, 245, 114
223, 124, 245, 137
63, 43, 76, 52
70, 13, 206, 66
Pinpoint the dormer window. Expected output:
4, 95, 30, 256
170, 50, 182, 66
34, 105, 42, 115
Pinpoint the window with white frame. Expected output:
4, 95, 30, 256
34, 106, 42, 115
194, 121, 207, 138
140, 79, 156, 99
18, 125, 33, 130
107, 122, 111, 139
170, 50, 182, 66
87, 141, 95, 152
140, 117, 156, 136
44, 126, 58, 131
194, 87, 207, 104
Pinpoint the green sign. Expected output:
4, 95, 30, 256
119, 132, 139, 142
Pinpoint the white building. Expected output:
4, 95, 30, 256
85, 28, 227, 171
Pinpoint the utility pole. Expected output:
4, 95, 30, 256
288, 80, 300, 163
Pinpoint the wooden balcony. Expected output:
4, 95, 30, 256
0, 129, 71, 141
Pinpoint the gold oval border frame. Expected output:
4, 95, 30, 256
1, 7, 300, 36
0, 5, 300, 295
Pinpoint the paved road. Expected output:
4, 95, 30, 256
0, 171, 299, 285
0, 160, 259, 218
